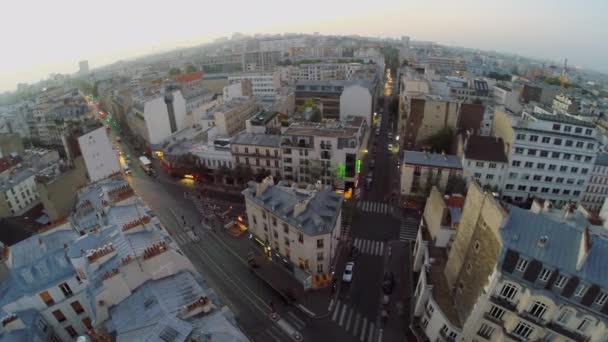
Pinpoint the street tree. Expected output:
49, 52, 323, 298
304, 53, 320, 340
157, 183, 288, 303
423, 127, 454, 153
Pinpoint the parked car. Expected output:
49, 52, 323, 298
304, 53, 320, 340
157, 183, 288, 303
343, 262, 355, 282
382, 272, 395, 294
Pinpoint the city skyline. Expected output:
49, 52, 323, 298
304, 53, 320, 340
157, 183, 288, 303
1, 0, 607, 91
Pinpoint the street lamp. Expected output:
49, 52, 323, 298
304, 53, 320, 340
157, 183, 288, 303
396, 135, 400, 141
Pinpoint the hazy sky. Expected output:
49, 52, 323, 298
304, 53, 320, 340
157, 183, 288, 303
2, 0, 607, 92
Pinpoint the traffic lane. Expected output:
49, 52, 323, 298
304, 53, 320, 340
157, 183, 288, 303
351, 210, 399, 242
341, 253, 384, 322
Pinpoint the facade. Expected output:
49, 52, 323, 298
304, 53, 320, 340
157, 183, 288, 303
295, 80, 375, 122
400, 151, 463, 196
401, 96, 460, 150
553, 93, 581, 115
242, 51, 281, 71
426, 56, 468, 75
0, 169, 38, 217
0, 134, 25, 158
211, 98, 260, 137
581, 153, 608, 212
130, 90, 188, 145
77, 126, 121, 182
245, 110, 281, 134
493, 109, 598, 205
227, 71, 280, 97
231, 133, 283, 178
281, 117, 367, 190
493, 84, 523, 113
242, 177, 343, 277
459, 134, 509, 191
447, 77, 492, 104
223, 80, 253, 102
78, 60, 89, 75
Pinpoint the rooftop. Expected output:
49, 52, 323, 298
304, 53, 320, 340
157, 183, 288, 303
403, 151, 462, 169
283, 120, 361, 139
231, 132, 281, 148
243, 178, 343, 236
249, 110, 278, 126
526, 111, 595, 128
596, 152, 608, 167
0, 168, 34, 192
464, 135, 508, 163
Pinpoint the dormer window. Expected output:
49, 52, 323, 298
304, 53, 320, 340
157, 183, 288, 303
515, 257, 529, 272
574, 284, 588, 297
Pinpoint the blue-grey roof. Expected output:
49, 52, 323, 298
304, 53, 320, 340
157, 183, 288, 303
403, 151, 462, 169
501, 206, 608, 288
231, 133, 281, 148
0, 309, 49, 342
448, 207, 462, 225
243, 183, 343, 236
596, 152, 608, 167
106, 271, 247, 342
0, 229, 79, 310
0, 169, 34, 192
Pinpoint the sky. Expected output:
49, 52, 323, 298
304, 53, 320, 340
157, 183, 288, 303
1, 0, 607, 92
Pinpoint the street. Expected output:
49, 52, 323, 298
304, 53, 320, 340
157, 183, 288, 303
101, 68, 416, 342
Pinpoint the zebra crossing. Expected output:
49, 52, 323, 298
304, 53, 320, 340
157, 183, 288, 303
399, 216, 419, 242
357, 201, 390, 215
331, 300, 380, 342
171, 230, 200, 245
353, 238, 385, 256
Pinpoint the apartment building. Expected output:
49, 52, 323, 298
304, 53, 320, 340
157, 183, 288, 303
0, 133, 25, 158
129, 90, 188, 145
242, 50, 281, 71
77, 125, 121, 182
400, 151, 463, 196
446, 77, 492, 103
281, 116, 366, 190
243, 177, 343, 278
231, 133, 282, 178
426, 56, 468, 75
493, 84, 523, 113
228, 71, 281, 97
295, 80, 375, 123
414, 182, 608, 342
223, 80, 253, 102
493, 109, 598, 205
211, 98, 260, 137
245, 110, 281, 134
581, 153, 608, 213
458, 134, 508, 191
553, 93, 581, 115
0, 168, 39, 217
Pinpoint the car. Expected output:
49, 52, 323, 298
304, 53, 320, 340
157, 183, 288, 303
375, 129, 380, 136
387, 143, 393, 151
369, 159, 375, 170
343, 262, 355, 282
388, 133, 393, 140
382, 272, 395, 294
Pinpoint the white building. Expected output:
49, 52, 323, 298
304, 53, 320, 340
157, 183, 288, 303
581, 152, 608, 212
78, 126, 121, 182
209, 98, 260, 137
222, 80, 252, 102
78, 60, 89, 76
231, 133, 283, 178
494, 109, 598, 205
493, 84, 523, 113
339, 82, 375, 125
242, 177, 343, 278
130, 90, 188, 145
459, 134, 508, 191
400, 151, 463, 196
0, 168, 39, 217
281, 116, 367, 190
227, 71, 280, 97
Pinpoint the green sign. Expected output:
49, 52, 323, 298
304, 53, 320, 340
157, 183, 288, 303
356, 159, 361, 173
336, 163, 346, 180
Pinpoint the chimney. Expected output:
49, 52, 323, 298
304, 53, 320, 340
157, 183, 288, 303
576, 227, 592, 271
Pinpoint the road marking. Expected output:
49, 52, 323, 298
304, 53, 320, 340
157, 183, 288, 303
379, 242, 384, 256
368, 322, 375, 342
286, 311, 305, 329
345, 307, 354, 332
353, 313, 361, 336
339, 304, 348, 326
360, 318, 368, 341
377, 328, 383, 342
266, 328, 283, 342
332, 301, 341, 321
354, 239, 361, 249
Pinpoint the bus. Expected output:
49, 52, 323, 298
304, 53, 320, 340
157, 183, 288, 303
139, 156, 153, 175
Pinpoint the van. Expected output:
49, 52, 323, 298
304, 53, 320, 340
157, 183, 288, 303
123, 164, 131, 175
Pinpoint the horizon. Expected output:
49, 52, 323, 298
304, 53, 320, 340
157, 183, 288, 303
2, 0, 607, 92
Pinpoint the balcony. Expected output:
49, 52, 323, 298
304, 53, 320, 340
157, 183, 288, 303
489, 295, 517, 312
519, 310, 546, 327
320, 143, 332, 150
546, 322, 588, 342
483, 313, 504, 326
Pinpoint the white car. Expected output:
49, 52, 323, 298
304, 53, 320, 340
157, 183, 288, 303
343, 262, 355, 282
387, 143, 393, 151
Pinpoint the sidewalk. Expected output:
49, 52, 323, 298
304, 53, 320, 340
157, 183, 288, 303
210, 225, 350, 318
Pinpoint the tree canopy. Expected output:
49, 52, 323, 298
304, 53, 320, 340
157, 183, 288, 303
422, 127, 454, 153
169, 68, 182, 76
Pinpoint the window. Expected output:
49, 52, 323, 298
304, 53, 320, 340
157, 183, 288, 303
533, 175, 542, 181
52, 309, 66, 323
555, 275, 568, 289
283, 224, 288, 234
582, 168, 588, 175
499, 283, 518, 300
508, 172, 518, 179
541, 187, 549, 193
563, 190, 571, 195
548, 164, 556, 171
527, 149, 537, 156
540, 150, 549, 157
537, 163, 545, 169
59, 283, 73, 297
489, 305, 505, 320
528, 301, 548, 319
552, 124, 561, 130
524, 162, 533, 168
553, 138, 562, 146
575, 284, 588, 297
65, 326, 78, 338
516, 133, 526, 140
82, 317, 92, 330
514, 148, 524, 154
477, 323, 495, 339
543, 137, 551, 143
552, 188, 560, 194
505, 184, 514, 190
474, 172, 482, 179
284, 237, 290, 246
574, 154, 582, 161
571, 167, 579, 173
551, 151, 560, 158
440, 324, 449, 337
39, 291, 55, 306
587, 143, 595, 150
595, 292, 608, 306
317, 239, 324, 248
515, 258, 528, 272
575, 127, 583, 134
486, 174, 494, 180
538, 268, 552, 282
513, 321, 534, 339
574, 191, 581, 196
317, 263, 323, 273
577, 317, 592, 332
488, 163, 497, 169
517, 185, 527, 191
556, 177, 564, 184
529, 135, 539, 142
317, 252, 324, 261
564, 126, 572, 132
476, 161, 484, 167
298, 233, 303, 243
567, 178, 575, 185
565, 140, 573, 147
557, 309, 573, 324
585, 128, 593, 135
263, 223, 268, 232
71, 301, 85, 315
512, 160, 521, 167
530, 186, 538, 192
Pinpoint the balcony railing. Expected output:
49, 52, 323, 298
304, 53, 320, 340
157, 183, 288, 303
483, 313, 504, 326
489, 295, 517, 312
546, 322, 588, 342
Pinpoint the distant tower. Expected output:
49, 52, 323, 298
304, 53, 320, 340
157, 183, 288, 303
561, 58, 568, 77
78, 60, 89, 76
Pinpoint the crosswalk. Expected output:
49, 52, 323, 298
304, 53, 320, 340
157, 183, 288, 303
171, 231, 199, 245
331, 300, 380, 342
353, 238, 385, 256
357, 201, 390, 215
399, 216, 419, 242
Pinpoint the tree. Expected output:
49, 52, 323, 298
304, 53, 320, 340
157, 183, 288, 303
446, 174, 467, 195
185, 65, 198, 73
423, 127, 454, 153
389, 97, 399, 114
309, 109, 322, 122
255, 168, 271, 182
169, 68, 182, 76
487, 72, 512, 81
423, 170, 435, 197
401, 59, 409, 67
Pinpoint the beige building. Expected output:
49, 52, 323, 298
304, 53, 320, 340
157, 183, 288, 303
0, 134, 24, 158
231, 133, 282, 178
401, 151, 463, 197
211, 98, 260, 137
413, 181, 608, 342
242, 177, 342, 280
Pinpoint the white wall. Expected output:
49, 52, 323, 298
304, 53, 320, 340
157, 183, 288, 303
78, 127, 121, 182
223, 83, 245, 102
143, 91, 187, 145
340, 85, 372, 125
